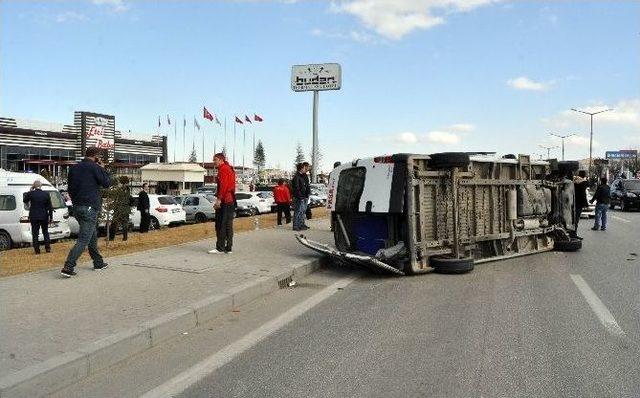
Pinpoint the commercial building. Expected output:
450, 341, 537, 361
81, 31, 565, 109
0, 111, 167, 185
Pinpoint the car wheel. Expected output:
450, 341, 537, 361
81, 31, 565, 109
620, 201, 627, 212
609, 202, 615, 210
0, 231, 12, 251
429, 256, 474, 274
554, 238, 582, 252
428, 152, 471, 169
150, 217, 160, 230
195, 213, 207, 223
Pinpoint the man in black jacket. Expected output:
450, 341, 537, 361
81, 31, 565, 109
291, 162, 310, 231
573, 170, 589, 239
23, 180, 53, 254
590, 177, 611, 231
138, 183, 151, 233
61, 147, 111, 277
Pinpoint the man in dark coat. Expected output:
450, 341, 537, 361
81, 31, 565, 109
572, 170, 589, 239
61, 147, 111, 277
23, 180, 53, 254
138, 183, 151, 233
590, 177, 611, 231
291, 162, 311, 231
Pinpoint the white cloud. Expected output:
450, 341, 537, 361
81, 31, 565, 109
545, 99, 640, 129
55, 11, 87, 23
331, 0, 499, 40
92, 0, 129, 13
426, 130, 461, 144
507, 76, 551, 91
396, 132, 419, 144
550, 134, 598, 148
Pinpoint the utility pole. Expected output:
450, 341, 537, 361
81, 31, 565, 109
549, 132, 576, 161
539, 144, 559, 160
570, 108, 613, 177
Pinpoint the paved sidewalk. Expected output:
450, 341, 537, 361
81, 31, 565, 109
0, 219, 331, 397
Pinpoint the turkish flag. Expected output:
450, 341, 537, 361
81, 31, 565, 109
254, 114, 263, 122
244, 115, 252, 124
235, 116, 243, 124
203, 107, 214, 121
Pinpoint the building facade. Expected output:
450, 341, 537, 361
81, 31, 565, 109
0, 111, 167, 185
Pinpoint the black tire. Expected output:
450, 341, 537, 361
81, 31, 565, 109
0, 231, 12, 251
554, 238, 582, 252
558, 161, 579, 174
195, 213, 207, 223
430, 256, 474, 274
428, 152, 470, 169
149, 217, 160, 230
620, 201, 627, 212
609, 202, 615, 210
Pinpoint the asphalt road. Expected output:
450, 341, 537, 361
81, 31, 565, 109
180, 209, 640, 398
56, 209, 640, 398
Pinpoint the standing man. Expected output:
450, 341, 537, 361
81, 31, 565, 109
61, 147, 111, 277
291, 162, 310, 231
273, 179, 292, 225
573, 170, 589, 239
138, 183, 151, 233
590, 177, 611, 231
23, 180, 53, 254
108, 176, 131, 241
209, 153, 236, 254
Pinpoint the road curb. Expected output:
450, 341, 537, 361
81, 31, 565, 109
0, 257, 323, 398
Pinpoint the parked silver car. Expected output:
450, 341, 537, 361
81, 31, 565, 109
174, 194, 216, 223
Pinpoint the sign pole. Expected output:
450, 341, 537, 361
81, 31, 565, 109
312, 90, 319, 183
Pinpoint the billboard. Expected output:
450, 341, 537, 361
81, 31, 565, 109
605, 150, 638, 160
80, 112, 115, 160
291, 63, 341, 92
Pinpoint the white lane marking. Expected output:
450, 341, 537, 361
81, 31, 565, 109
570, 274, 626, 338
610, 215, 631, 223
141, 275, 359, 398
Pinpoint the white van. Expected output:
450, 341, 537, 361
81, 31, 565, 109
0, 170, 71, 250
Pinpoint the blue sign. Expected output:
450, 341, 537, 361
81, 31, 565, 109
605, 150, 638, 159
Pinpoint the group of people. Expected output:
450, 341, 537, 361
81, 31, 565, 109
19, 147, 316, 278
573, 171, 611, 239
272, 161, 313, 231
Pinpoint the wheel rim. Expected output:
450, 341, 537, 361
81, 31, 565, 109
150, 219, 159, 230
0, 234, 11, 250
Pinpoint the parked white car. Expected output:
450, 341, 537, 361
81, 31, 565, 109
132, 195, 186, 230
235, 191, 273, 214
174, 194, 216, 223
0, 170, 71, 250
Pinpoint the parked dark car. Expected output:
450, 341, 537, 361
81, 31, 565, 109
610, 178, 640, 211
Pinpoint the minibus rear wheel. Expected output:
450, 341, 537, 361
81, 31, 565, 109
430, 256, 474, 274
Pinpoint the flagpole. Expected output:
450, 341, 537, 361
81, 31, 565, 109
233, 118, 236, 166
202, 119, 205, 167
224, 116, 227, 154
182, 115, 186, 161
193, 116, 196, 162
242, 125, 246, 174
173, 117, 177, 163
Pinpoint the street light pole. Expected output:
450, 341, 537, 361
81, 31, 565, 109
570, 108, 613, 177
549, 132, 576, 161
539, 144, 559, 160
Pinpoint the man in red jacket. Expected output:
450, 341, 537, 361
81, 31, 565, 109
273, 179, 292, 225
209, 153, 236, 254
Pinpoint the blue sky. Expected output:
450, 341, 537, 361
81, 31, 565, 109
2, 0, 639, 171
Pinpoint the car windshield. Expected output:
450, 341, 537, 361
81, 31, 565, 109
622, 180, 640, 190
